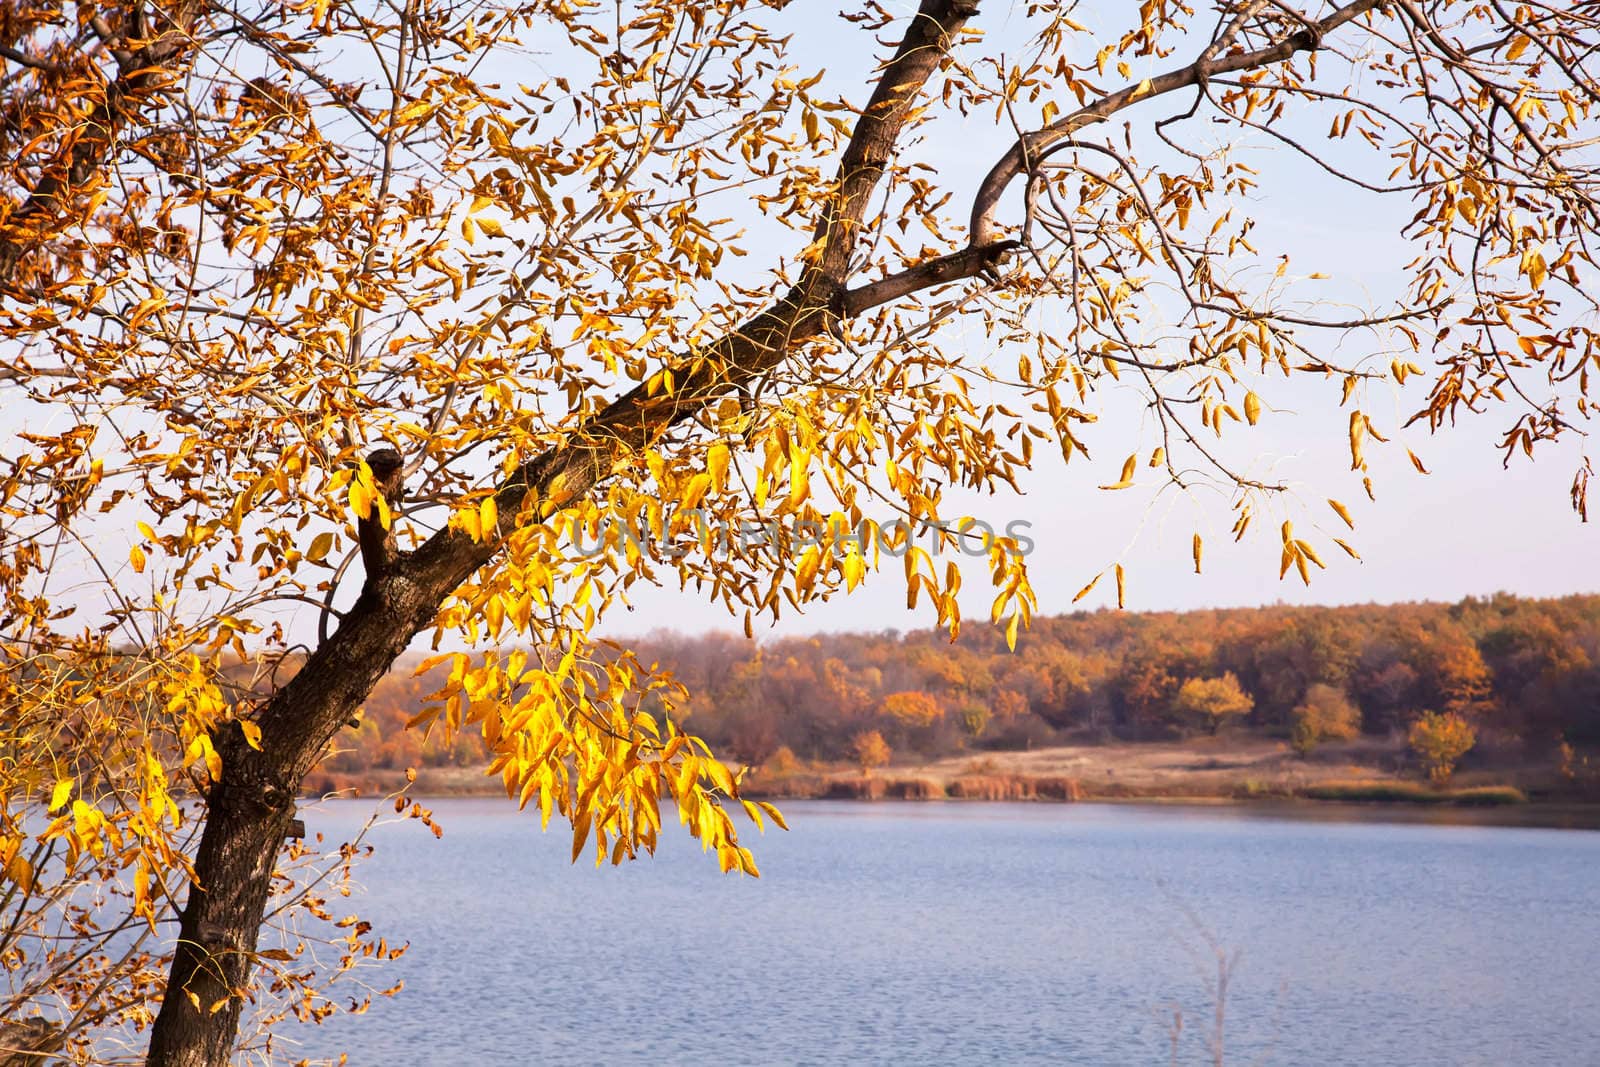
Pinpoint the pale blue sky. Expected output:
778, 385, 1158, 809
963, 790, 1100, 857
601, 1, 1600, 639
3, 2, 1594, 648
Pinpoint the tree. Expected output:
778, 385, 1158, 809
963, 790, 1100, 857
1409, 711, 1478, 784
1427, 629, 1496, 718
851, 730, 892, 777
1289, 683, 1362, 756
1172, 674, 1255, 736
958, 702, 992, 739
881, 690, 945, 729
2, 1, 1597, 1063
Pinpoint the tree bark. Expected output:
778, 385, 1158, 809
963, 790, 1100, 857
144, 571, 438, 1066
0, 1, 204, 290
144, 6, 986, 1063
0, 1019, 62, 1067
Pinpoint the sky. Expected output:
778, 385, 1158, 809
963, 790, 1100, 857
3, 1, 1596, 649
598, 1, 1600, 641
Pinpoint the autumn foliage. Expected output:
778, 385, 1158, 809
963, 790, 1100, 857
1409, 712, 1479, 784
1290, 683, 1363, 756
307, 595, 1600, 785
851, 731, 892, 776
2, 0, 1599, 1062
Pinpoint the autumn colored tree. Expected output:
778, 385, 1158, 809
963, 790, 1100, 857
1427, 628, 1497, 718
851, 730, 892, 777
3, 1, 1599, 1063
1289, 683, 1361, 756
881, 690, 945, 729
1172, 674, 1255, 736
958, 702, 992, 739
1237, 616, 1358, 725
1409, 711, 1478, 784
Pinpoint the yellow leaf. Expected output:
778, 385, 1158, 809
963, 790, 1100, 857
1114, 563, 1126, 609
795, 546, 822, 593
1407, 448, 1429, 474
1525, 249, 1547, 290
1005, 612, 1020, 651
680, 472, 712, 511
1100, 453, 1137, 490
130, 544, 146, 573
705, 759, 737, 796
1072, 572, 1102, 603
393, 99, 433, 125
1192, 533, 1203, 574
240, 721, 263, 750
787, 451, 810, 509
50, 778, 73, 813
1294, 539, 1326, 569
348, 468, 375, 521
757, 801, 788, 830
4, 853, 32, 891
1328, 499, 1354, 529
707, 443, 730, 493
1244, 391, 1261, 425
192, 735, 222, 782
842, 553, 866, 592
306, 532, 334, 563
1348, 410, 1366, 470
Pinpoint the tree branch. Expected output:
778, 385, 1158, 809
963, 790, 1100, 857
356, 448, 405, 581
840, 240, 1019, 317
969, 0, 1385, 244
392, 0, 990, 615
148, 10, 996, 1057
0, 1, 203, 289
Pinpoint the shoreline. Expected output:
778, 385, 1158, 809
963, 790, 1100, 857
341, 790, 1600, 831
307, 738, 1600, 826
311, 777, 1600, 832
762, 793, 1600, 830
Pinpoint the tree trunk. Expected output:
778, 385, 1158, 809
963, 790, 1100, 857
144, 573, 435, 1066
0, 1019, 62, 1067
143, 4, 984, 1060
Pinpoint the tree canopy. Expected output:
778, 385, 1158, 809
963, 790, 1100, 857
1, 0, 1597, 1062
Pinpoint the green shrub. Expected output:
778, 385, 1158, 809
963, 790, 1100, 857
1289, 684, 1361, 755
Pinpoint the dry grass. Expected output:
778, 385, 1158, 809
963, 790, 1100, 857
316, 738, 1536, 811
1300, 780, 1527, 805
885, 778, 945, 800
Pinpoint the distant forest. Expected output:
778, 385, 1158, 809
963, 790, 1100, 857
323, 594, 1600, 780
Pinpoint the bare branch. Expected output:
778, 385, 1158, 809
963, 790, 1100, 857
969, 0, 1385, 244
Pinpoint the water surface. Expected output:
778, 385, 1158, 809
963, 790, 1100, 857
285, 799, 1600, 1066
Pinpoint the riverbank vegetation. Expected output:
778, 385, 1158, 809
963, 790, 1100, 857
5, 0, 1599, 1058
313, 594, 1600, 803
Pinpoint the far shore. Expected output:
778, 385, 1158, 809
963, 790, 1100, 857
308, 736, 1600, 822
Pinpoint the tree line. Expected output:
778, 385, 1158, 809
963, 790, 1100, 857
319, 594, 1600, 783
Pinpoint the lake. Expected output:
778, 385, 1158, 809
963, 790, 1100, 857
281, 799, 1600, 1066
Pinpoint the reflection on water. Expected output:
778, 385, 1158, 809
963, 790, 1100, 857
285, 799, 1600, 1066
